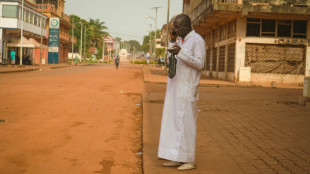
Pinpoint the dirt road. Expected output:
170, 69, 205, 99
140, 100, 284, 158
0, 63, 143, 174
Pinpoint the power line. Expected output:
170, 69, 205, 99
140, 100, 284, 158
108, 32, 141, 38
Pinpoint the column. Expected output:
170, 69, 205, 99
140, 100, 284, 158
235, 17, 247, 81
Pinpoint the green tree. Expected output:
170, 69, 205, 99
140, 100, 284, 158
70, 15, 108, 59
141, 30, 161, 53
127, 40, 141, 52
88, 18, 108, 47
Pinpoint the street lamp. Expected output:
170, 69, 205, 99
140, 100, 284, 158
148, 24, 152, 61
165, 0, 170, 72
102, 35, 105, 63
152, 7, 161, 60
40, 0, 44, 65
80, 22, 83, 62
84, 24, 86, 60
20, 0, 24, 65
71, 21, 83, 63
146, 15, 155, 57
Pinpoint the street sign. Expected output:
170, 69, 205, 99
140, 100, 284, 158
48, 17, 60, 64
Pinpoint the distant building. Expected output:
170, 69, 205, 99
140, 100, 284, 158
103, 36, 120, 60
88, 47, 97, 60
184, 0, 310, 85
0, 0, 47, 64
32, 0, 75, 64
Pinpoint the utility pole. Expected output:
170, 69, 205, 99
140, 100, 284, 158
40, 0, 44, 65
152, 7, 161, 61
84, 24, 86, 60
149, 24, 152, 60
71, 18, 74, 61
20, 0, 24, 65
80, 23, 83, 62
102, 35, 105, 63
165, 0, 170, 72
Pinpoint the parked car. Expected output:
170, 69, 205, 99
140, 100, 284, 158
158, 57, 165, 66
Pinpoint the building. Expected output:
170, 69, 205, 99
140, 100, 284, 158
0, 0, 47, 65
31, 0, 74, 64
103, 36, 120, 61
183, 0, 310, 85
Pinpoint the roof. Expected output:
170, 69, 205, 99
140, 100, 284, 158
88, 47, 97, 53
7, 37, 35, 48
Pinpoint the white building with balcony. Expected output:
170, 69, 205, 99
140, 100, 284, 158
0, 0, 47, 64
184, 0, 310, 86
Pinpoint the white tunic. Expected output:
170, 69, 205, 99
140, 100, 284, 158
158, 30, 206, 162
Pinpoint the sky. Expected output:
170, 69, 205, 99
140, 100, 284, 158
65, 0, 183, 44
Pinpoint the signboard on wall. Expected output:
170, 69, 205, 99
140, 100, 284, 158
48, 17, 60, 64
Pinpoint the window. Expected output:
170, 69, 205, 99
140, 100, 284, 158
227, 20, 236, 38
246, 18, 260, 36
34, 15, 38, 26
261, 19, 275, 37
247, 18, 307, 39
213, 29, 218, 42
23, 9, 27, 21
278, 20, 291, 37
26, 11, 30, 23
220, 25, 226, 40
2, 5, 19, 18
293, 20, 307, 38
30, 12, 34, 24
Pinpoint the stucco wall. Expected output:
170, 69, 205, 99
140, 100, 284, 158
251, 73, 304, 84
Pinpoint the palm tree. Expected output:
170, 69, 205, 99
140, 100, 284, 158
88, 18, 108, 47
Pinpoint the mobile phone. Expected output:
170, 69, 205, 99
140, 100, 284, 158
171, 31, 177, 37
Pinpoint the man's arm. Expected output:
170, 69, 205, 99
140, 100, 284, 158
177, 39, 206, 70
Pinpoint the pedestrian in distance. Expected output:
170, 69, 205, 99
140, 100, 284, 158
114, 56, 120, 69
10, 49, 15, 65
146, 52, 150, 64
158, 14, 206, 171
74, 55, 78, 66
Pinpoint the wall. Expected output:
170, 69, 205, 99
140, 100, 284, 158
306, 20, 310, 76
251, 73, 304, 84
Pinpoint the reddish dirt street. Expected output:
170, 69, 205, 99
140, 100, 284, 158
0, 63, 143, 174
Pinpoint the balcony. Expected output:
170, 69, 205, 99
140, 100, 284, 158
59, 31, 76, 44
189, 0, 310, 35
189, 0, 242, 27
35, 4, 57, 14
35, 4, 71, 22
62, 13, 70, 23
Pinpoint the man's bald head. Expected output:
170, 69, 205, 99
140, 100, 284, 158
175, 14, 192, 29
173, 14, 192, 37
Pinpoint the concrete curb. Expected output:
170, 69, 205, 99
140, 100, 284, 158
0, 68, 40, 74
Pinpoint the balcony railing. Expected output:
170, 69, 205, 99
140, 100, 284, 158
35, 4, 70, 22
35, 4, 57, 14
62, 13, 70, 22
189, 0, 242, 26
59, 31, 76, 43
214, 0, 241, 4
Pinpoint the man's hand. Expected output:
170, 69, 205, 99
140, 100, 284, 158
171, 45, 181, 55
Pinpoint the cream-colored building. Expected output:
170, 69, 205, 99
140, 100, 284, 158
184, 0, 310, 85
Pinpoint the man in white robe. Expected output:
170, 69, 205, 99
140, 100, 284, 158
158, 14, 206, 171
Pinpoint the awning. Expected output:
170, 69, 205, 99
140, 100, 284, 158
29, 38, 48, 49
7, 37, 35, 48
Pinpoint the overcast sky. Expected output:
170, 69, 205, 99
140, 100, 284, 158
65, 0, 183, 44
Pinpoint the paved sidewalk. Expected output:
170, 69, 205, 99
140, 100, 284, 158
142, 67, 310, 174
